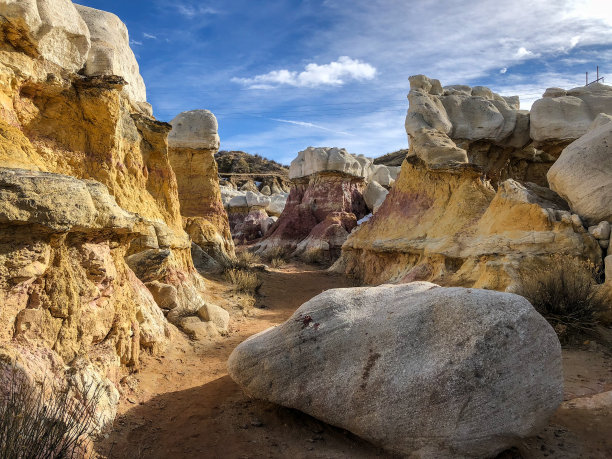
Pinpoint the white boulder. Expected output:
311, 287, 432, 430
547, 113, 612, 225
168, 110, 220, 150
363, 181, 388, 213
0, 0, 91, 72
75, 4, 147, 103
245, 191, 271, 208
229, 282, 562, 458
228, 195, 248, 208
267, 193, 288, 216
405, 75, 529, 166
531, 83, 612, 145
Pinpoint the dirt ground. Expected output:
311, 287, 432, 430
96, 263, 612, 459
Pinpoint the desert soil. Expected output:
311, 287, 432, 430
97, 263, 612, 459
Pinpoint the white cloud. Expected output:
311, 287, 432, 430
176, 4, 219, 18
569, 35, 580, 49
271, 118, 355, 136
232, 56, 377, 89
130, 40, 143, 46
143, 33, 157, 39
515, 47, 534, 58
500, 68, 507, 74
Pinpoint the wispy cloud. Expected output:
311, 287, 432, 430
176, 4, 219, 18
130, 40, 143, 46
271, 118, 355, 136
232, 56, 377, 89
143, 33, 157, 40
500, 68, 507, 74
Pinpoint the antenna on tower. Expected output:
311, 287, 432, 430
586, 66, 604, 86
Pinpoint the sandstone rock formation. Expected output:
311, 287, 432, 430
547, 113, 612, 226
256, 147, 398, 262
0, 0, 229, 431
168, 110, 235, 264
0, 0, 90, 73
221, 186, 287, 243
229, 282, 563, 458
75, 4, 147, 104
405, 75, 551, 185
333, 157, 600, 289
289, 146, 400, 184
334, 76, 611, 288
531, 83, 612, 154
0, 168, 169, 429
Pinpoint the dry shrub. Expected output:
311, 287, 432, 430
0, 368, 103, 458
262, 246, 291, 264
514, 255, 608, 342
270, 257, 286, 268
236, 250, 261, 267
237, 294, 256, 314
225, 268, 261, 293
303, 249, 324, 265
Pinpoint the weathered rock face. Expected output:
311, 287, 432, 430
256, 170, 369, 262
405, 75, 551, 186
289, 146, 400, 184
221, 186, 288, 243
0, 0, 228, 431
531, 83, 612, 154
334, 157, 600, 289
0, 0, 148, 108
256, 147, 398, 261
0, 168, 169, 429
547, 113, 612, 226
168, 110, 234, 264
0, 0, 91, 73
229, 282, 563, 458
75, 4, 147, 104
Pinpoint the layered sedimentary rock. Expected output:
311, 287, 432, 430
0, 168, 169, 429
221, 187, 287, 243
168, 110, 235, 264
256, 147, 398, 261
334, 76, 610, 288
531, 83, 612, 155
405, 75, 551, 186
547, 114, 612, 226
333, 157, 600, 289
229, 282, 563, 458
0, 0, 227, 430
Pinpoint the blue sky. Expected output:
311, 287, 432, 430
76, 0, 612, 165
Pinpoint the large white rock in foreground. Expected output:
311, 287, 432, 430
229, 282, 563, 458
75, 4, 147, 103
548, 113, 612, 225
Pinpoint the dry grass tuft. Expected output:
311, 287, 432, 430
270, 257, 287, 269
0, 368, 103, 458
224, 268, 261, 293
262, 246, 292, 264
514, 255, 609, 342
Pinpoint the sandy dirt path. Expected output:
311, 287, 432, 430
97, 263, 389, 458
97, 262, 612, 459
